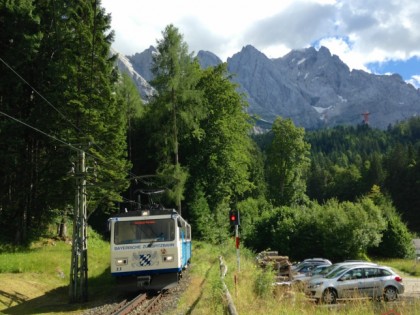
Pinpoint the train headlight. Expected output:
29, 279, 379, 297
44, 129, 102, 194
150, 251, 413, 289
163, 255, 174, 262
115, 258, 128, 266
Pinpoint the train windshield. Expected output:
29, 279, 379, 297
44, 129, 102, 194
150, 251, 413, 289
114, 219, 175, 245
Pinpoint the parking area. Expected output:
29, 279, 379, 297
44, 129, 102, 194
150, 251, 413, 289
401, 278, 420, 298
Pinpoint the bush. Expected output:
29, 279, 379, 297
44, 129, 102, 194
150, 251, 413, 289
368, 197, 415, 258
245, 197, 392, 261
253, 269, 275, 298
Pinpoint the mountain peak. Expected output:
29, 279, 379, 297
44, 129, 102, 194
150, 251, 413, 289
223, 45, 419, 129
196, 50, 222, 69
117, 44, 420, 130
318, 46, 331, 56
229, 45, 266, 59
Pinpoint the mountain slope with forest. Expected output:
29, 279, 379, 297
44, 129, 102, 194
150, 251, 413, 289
119, 45, 420, 130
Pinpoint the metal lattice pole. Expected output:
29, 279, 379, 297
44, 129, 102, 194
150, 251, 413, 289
69, 150, 88, 302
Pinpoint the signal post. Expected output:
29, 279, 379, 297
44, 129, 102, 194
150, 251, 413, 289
229, 210, 240, 272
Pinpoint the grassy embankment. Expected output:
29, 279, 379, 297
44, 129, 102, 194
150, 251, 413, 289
175, 240, 420, 315
0, 228, 419, 315
0, 227, 114, 315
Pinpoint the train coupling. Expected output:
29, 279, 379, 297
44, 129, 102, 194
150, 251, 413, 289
137, 276, 151, 287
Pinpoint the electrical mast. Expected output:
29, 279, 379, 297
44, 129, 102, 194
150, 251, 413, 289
361, 111, 371, 125
69, 149, 88, 302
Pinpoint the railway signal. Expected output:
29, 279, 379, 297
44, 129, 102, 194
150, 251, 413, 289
229, 210, 240, 226
229, 209, 241, 272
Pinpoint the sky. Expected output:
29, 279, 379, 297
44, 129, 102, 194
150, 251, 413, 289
101, 0, 420, 88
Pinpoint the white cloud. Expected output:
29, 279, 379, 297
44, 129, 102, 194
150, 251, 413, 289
316, 36, 369, 71
102, 0, 343, 60
102, 0, 420, 74
407, 75, 420, 89
336, 0, 420, 59
102, 0, 301, 59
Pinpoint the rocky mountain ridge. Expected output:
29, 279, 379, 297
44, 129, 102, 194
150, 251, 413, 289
116, 45, 420, 129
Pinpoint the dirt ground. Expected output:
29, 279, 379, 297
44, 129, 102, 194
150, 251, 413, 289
400, 278, 420, 298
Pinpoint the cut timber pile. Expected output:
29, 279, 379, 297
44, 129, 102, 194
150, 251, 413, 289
256, 251, 292, 282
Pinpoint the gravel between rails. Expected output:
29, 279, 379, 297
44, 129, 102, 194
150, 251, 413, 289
81, 270, 191, 315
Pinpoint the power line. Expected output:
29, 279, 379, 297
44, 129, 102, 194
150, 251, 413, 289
1, 55, 145, 187
0, 56, 121, 165
0, 57, 83, 135
0, 110, 81, 152
0, 110, 144, 209
0, 108, 142, 184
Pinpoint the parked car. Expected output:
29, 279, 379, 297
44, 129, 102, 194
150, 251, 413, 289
306, 265, 404, 304
293, 262, 376, 288
292, 265, 332, 282
291, 258, 332, 274
294, 264, 331, 279
292, 258, 332, 269
292, 264, 331, 289
306, 261, 378, 282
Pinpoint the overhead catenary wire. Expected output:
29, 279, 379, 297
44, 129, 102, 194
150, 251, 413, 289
0, 110, 82, 153
1, 36, 162, 207
0, 109, 143, 210
0, 56, 116, 162
0, 56, 142, 183
0, 107, 141, 190
0, 57, 84, 135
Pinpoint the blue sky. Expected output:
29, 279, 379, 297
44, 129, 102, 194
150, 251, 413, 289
102, 0, 420, 88
367, 57, 420, 87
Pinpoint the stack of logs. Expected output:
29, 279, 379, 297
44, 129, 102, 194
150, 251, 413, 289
256, 251, 293, 282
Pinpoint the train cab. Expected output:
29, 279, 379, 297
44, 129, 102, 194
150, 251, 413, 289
109, 208, 191, 291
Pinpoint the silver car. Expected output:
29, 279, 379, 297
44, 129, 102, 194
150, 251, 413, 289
306, 265, 404, 303
296, 261, 378, 288
293, 264, 331, 284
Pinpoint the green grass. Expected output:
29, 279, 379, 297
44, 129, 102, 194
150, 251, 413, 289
0, 232, 419, 315
173, 239, 420, 315
377, 258, 420, 277
0, 228, 109, 277
0, 227, 116, 315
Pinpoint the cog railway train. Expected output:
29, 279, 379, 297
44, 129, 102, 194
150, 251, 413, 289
109, 205, 191, 291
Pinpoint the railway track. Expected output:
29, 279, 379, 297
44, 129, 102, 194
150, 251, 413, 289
101, 292, 163, 315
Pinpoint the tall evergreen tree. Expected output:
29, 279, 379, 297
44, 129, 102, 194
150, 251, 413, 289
266, 117, 310, 206
42, 0, 131, 214
185, 64, 255, 211
0, 0, 130, 244
148, 24, 204, 212
0, 0, 43, 243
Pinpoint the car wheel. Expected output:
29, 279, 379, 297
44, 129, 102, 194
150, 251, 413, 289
322, 288, 337, 304
383, 286, 398, 301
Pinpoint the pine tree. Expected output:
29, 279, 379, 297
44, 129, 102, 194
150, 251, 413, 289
185, 64, 254, 210
148, 24, 204, 213
47, 0, 130, 214
0, 0, 130, 244
0, 0, 43, 243
266, 117, 310, 206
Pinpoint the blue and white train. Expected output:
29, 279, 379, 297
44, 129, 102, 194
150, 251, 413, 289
109, 206, 191, 290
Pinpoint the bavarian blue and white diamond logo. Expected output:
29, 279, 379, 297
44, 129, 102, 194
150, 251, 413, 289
139, 253, 152, 266
132, 251, 158, 267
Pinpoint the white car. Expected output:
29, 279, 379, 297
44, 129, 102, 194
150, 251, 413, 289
306, 265, 404, 304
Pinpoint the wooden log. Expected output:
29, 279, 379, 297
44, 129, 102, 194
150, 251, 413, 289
219, 256, 238, 315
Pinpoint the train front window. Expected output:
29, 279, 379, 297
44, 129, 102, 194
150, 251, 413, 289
114, 219, 175, 245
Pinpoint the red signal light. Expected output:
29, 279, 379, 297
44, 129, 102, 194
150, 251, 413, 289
229, 210, 240, 226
